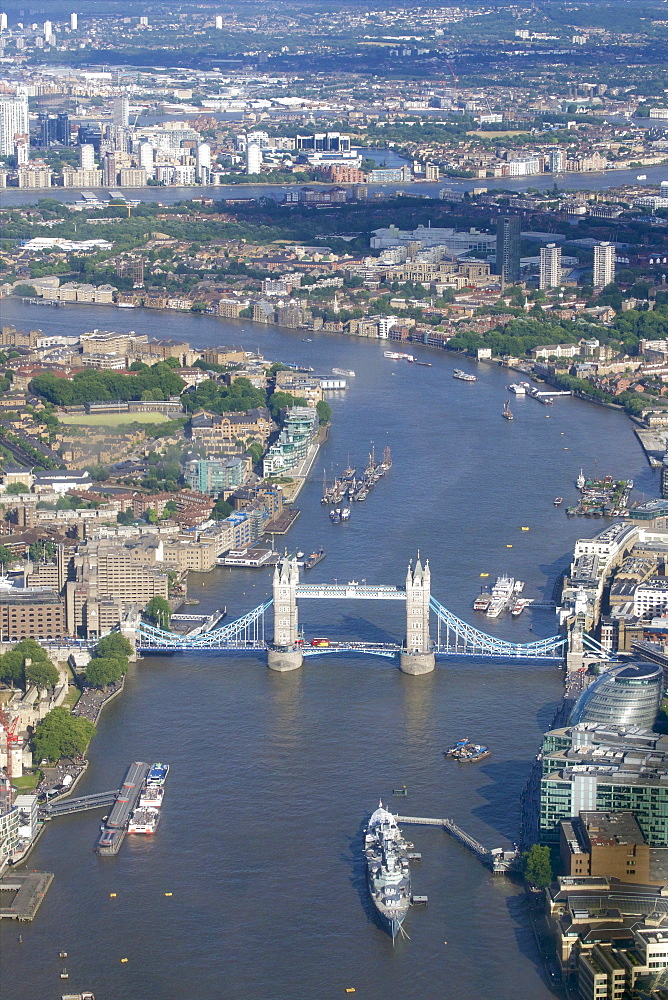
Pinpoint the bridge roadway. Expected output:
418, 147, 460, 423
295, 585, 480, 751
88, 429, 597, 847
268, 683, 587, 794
41, 789, 117, 818
135, 636, 564, 661
296, 583, 406, 600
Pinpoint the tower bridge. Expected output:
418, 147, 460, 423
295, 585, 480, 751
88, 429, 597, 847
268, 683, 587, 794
135, 554, 567, 672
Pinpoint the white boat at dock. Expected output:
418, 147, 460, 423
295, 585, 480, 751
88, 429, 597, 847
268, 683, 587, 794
486, 576, 524, 617
127, 807, 161, 835
384, 350, 415, 362
507, 382, 529, 395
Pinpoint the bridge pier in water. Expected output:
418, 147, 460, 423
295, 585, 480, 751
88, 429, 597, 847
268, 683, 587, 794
400, 556, 435, 675
268, 555, 303, 672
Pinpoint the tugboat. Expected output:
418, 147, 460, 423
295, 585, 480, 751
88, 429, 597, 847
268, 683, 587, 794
364, 802, 412, 943
502, 400, 513, 420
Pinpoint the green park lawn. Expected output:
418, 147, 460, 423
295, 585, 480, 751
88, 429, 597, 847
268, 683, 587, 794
59, 412, 169, 427
12, 771, 42, 792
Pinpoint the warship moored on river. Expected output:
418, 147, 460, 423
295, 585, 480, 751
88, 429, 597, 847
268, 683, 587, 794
364, 801, 412, 942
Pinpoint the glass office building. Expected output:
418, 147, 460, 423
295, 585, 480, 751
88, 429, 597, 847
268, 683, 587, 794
539, 723, 668, 845
569, 662, 663, 729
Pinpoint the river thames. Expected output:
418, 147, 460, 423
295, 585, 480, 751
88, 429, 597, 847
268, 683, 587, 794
1, 156, 666, 207
0, 299, 658, 1000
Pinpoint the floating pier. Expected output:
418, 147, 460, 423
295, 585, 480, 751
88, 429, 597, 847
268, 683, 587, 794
95, 761, 150, 856
397, 815, 519, 874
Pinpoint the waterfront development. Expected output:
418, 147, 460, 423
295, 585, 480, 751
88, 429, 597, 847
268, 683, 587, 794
0, 297, 654, 1000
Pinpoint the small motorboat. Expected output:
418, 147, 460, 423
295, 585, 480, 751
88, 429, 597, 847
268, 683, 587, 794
554, 497, 563, 506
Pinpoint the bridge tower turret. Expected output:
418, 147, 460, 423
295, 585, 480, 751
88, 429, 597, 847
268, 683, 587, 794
268, 555, 303, 672
400, 554, 435, 675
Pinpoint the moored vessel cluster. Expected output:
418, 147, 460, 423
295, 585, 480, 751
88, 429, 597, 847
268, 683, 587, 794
444, 739, 491, 763
565, 472, 634, 518
483, 575, 525, 618
321, 445, 392, 516
127, 762, 169, 836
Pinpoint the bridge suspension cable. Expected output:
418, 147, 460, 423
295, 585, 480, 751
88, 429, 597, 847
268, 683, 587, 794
136, 599, 273, 650
430, 597, 566, 660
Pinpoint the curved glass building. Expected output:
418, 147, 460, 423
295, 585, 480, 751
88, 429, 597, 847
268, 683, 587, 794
569, 662, 663, 729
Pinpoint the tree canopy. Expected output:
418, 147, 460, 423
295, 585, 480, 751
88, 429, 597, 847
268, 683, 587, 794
0, 648, 27, 686
0, 639, 58, 689
85, 657, 126, 688
95, 633, 134, 659
144, 595, 171, 629
316, 400, 332, 425
25, 659, 59, 691
32, 706, 96, 763
522, 844, 553, 889
268, 391, 307, 418
182, 376, 266, 415
30, 362, 184, 406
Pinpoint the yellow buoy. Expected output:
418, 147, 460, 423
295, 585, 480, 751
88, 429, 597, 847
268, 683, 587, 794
521, 527, 530, 531
164, 892, 173, 897
480, 572, 489, 577
120, 958, 128, 963
506, 544, 513, 548
109, 893, 117, 898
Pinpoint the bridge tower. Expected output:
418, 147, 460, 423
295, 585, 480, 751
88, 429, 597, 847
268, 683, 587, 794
400, 555, 435, 675
268, 555, 303, 672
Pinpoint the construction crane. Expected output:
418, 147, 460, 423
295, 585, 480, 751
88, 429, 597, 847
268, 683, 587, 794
445, 57, 458, 104
0, 708, 20, 807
